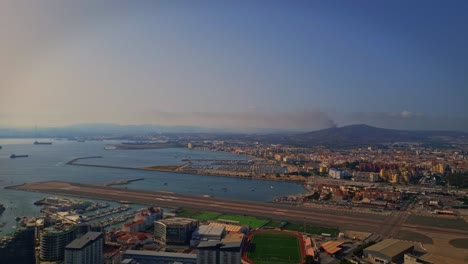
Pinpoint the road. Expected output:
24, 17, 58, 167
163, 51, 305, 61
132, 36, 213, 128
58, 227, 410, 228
8, 181, 468, 238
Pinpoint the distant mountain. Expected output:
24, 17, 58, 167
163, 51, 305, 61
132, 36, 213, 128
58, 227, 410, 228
0, 123, 262, 138
285, 124, 468, 147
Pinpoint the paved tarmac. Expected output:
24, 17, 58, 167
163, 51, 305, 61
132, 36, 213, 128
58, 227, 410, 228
8, 181, 468, 238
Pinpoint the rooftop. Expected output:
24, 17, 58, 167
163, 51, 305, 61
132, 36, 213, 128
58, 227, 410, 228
208, 222, 243, 232
364, 239, 414, 257
124, 219, 145, 227
193, 225, 225, 237
65, 232, 103, 250
124, 250, 197, 259
157, 217, 197, 225
321, 241, 344, 255
197, 233, 244, 249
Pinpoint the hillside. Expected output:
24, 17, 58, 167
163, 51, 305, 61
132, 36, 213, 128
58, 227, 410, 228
285, 124, 468, 147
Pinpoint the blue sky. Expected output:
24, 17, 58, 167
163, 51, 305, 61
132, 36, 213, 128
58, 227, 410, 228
0, 0, 467, 131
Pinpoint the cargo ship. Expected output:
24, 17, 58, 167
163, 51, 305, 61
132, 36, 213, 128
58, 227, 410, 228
34, 141, 52, 145
10, 154, 29, 158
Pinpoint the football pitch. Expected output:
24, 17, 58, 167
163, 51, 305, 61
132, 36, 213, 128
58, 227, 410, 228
247, 231, 303, 264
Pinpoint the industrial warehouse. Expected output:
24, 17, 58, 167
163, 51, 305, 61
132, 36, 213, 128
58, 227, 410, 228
363, 239, 414, 263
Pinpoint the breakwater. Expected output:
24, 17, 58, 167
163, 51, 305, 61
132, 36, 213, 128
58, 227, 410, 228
66, 156, 103, 165
105, 178, 145, 186
66, 157, 303, 183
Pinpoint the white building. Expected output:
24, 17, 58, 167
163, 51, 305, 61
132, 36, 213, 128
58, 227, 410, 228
329, 168, 349, 179
65, 232, 103, 264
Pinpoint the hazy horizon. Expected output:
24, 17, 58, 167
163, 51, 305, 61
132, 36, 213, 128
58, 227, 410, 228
1, 1, 467, 131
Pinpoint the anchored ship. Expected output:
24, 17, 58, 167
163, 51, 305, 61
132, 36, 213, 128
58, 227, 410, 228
10, 154, 29, 158
34, 141, 52, 145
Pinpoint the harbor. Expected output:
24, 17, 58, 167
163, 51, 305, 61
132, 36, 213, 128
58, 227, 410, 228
0, 140, 305, 235
67, 156, 302, 183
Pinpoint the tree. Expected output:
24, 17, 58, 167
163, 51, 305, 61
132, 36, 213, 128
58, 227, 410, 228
305, 255, 316, 264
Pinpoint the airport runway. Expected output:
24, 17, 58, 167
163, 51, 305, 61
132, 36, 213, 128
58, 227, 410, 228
8, 181, 468, 238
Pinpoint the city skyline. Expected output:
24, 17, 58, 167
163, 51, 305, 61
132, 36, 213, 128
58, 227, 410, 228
1, 1, 467, 131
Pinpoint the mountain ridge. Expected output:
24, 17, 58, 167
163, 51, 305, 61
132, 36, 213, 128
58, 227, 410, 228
286, 124, 468, 147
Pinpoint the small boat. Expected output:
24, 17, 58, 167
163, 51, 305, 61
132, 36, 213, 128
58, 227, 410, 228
34, 141, 52, 145
10, 154, 29, 159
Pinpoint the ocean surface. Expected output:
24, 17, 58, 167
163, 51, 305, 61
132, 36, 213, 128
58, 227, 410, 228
0, 139, 304, 235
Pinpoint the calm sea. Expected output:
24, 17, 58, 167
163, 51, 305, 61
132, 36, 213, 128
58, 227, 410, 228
0, 139, 304, 235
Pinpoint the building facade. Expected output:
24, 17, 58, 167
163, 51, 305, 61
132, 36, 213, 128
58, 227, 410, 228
154, 217, 198, 245
0, 225, 35, 264
197, 234, 244, 264
123, 250, 197, 264
65, 232, 104, 264
40, 224, 84, 262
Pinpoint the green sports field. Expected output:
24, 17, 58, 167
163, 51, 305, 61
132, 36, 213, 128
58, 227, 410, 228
217, 214, 270, 228
247, 231, 303, 264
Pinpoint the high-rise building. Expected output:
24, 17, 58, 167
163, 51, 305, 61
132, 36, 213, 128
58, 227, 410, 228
153, 221, 167, 245
39, 223, 89, 262
0, 225, 35, 264
123, 250, 197, 264
154, 217, 199, 245
65, 232, 104, 264
197, 233, 244, 264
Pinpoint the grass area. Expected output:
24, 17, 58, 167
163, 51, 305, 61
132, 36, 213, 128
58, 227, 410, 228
396, 230, 433, 244
176, 209, 222, 221
176, 209, 268, 228
284, 223, 339, 237
194, 212, 223, 221
176, 209, 198, 218
406, 215, 468, 230
247, 231, 302, 264
449, 238, 468, 249
217, 214, 270, 228
176, 209, 338, 232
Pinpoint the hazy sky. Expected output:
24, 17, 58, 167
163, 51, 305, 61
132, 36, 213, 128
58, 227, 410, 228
1, 0, 467, 131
